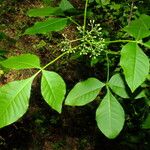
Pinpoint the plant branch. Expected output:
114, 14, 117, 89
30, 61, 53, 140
104, 39, 136, 44
68, 17, 80, 26
83, 0, 89, 35
34, 45, 81, 77
128, 0, 135, 24
138, 41, 150, 49
33, 51, 68, 77
42, 52, 68, 70
106, 52, 110, 82
33, 38, 142, 78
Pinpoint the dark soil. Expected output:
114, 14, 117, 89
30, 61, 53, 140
0, 0, 150, 150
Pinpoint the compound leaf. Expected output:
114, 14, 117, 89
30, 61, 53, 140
0, 54, 41, 70
120, 43, 149, 92
41, 70, 66, 113
27, 7, 64, 17
124, 14, 150, 40
65, 78, 105, 106
0, 77, 34, 128
96, 88, 125, 139
109, 74, 129, 98
25, 18, 68, 35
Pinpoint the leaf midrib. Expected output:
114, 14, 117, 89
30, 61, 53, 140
67, 87, 101, 104
33, 18, 67, 31
131, 44, 139, 91
5, 61, 40, 69
42, 74, 57, 107
0, 78, 32, 122
107, 91, 112, 134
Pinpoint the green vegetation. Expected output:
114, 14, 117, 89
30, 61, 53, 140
0, 0, 150, 148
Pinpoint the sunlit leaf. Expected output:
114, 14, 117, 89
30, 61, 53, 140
41, 70, 66, 113
65, 78, 105, 106
0, 77, 34, 128
24, 18, 68, 35
59, 0, 74, 11
124, 14, 150, 40
0, 54, 41, 70
120, 43, 149, 92
27, 7, 64, 17
96, 88, 125, 139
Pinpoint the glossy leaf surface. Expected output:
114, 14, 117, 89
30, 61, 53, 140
96, 89, 125, 139
41, 70, 66, 113
65, 78, 105, 106
0, 77, 34, 128
59, 0, 74, 11
25, 18, 68, 35
124, 14, 150, 40
0, 54, 41, 70
120, 43, 149, 92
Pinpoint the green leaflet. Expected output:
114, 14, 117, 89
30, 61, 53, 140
65, 78, 105, 106
0, 77, 34, 128
109, 74, 129, 98
27, 7, 64, 17
124, 14, 150, 40
120, 43, 149, 92
96, 88, 125, 139
41, 70, 66, 113
59, 0, 74, 11
109, 74, 145, 99
24, 18, 68, 35
0, 54, 41, 70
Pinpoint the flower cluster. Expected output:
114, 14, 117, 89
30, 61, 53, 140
77, 20, 106, 59
59, 34, 74, 53
60, 20, 106, 59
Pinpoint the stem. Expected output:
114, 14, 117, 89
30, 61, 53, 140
42, 52, 68, 70
106, 52, 110, 82
105, 50, 120, 55
128, 0, 135, 24
69, 38, 83, 43
104, 39, 136, 44
34, 51, 68, 77
83, 0, 89, 35
33, 38, 140, 78
138, 41, 150, 49
33, 45, 81, 77
68, 17, 80, 26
